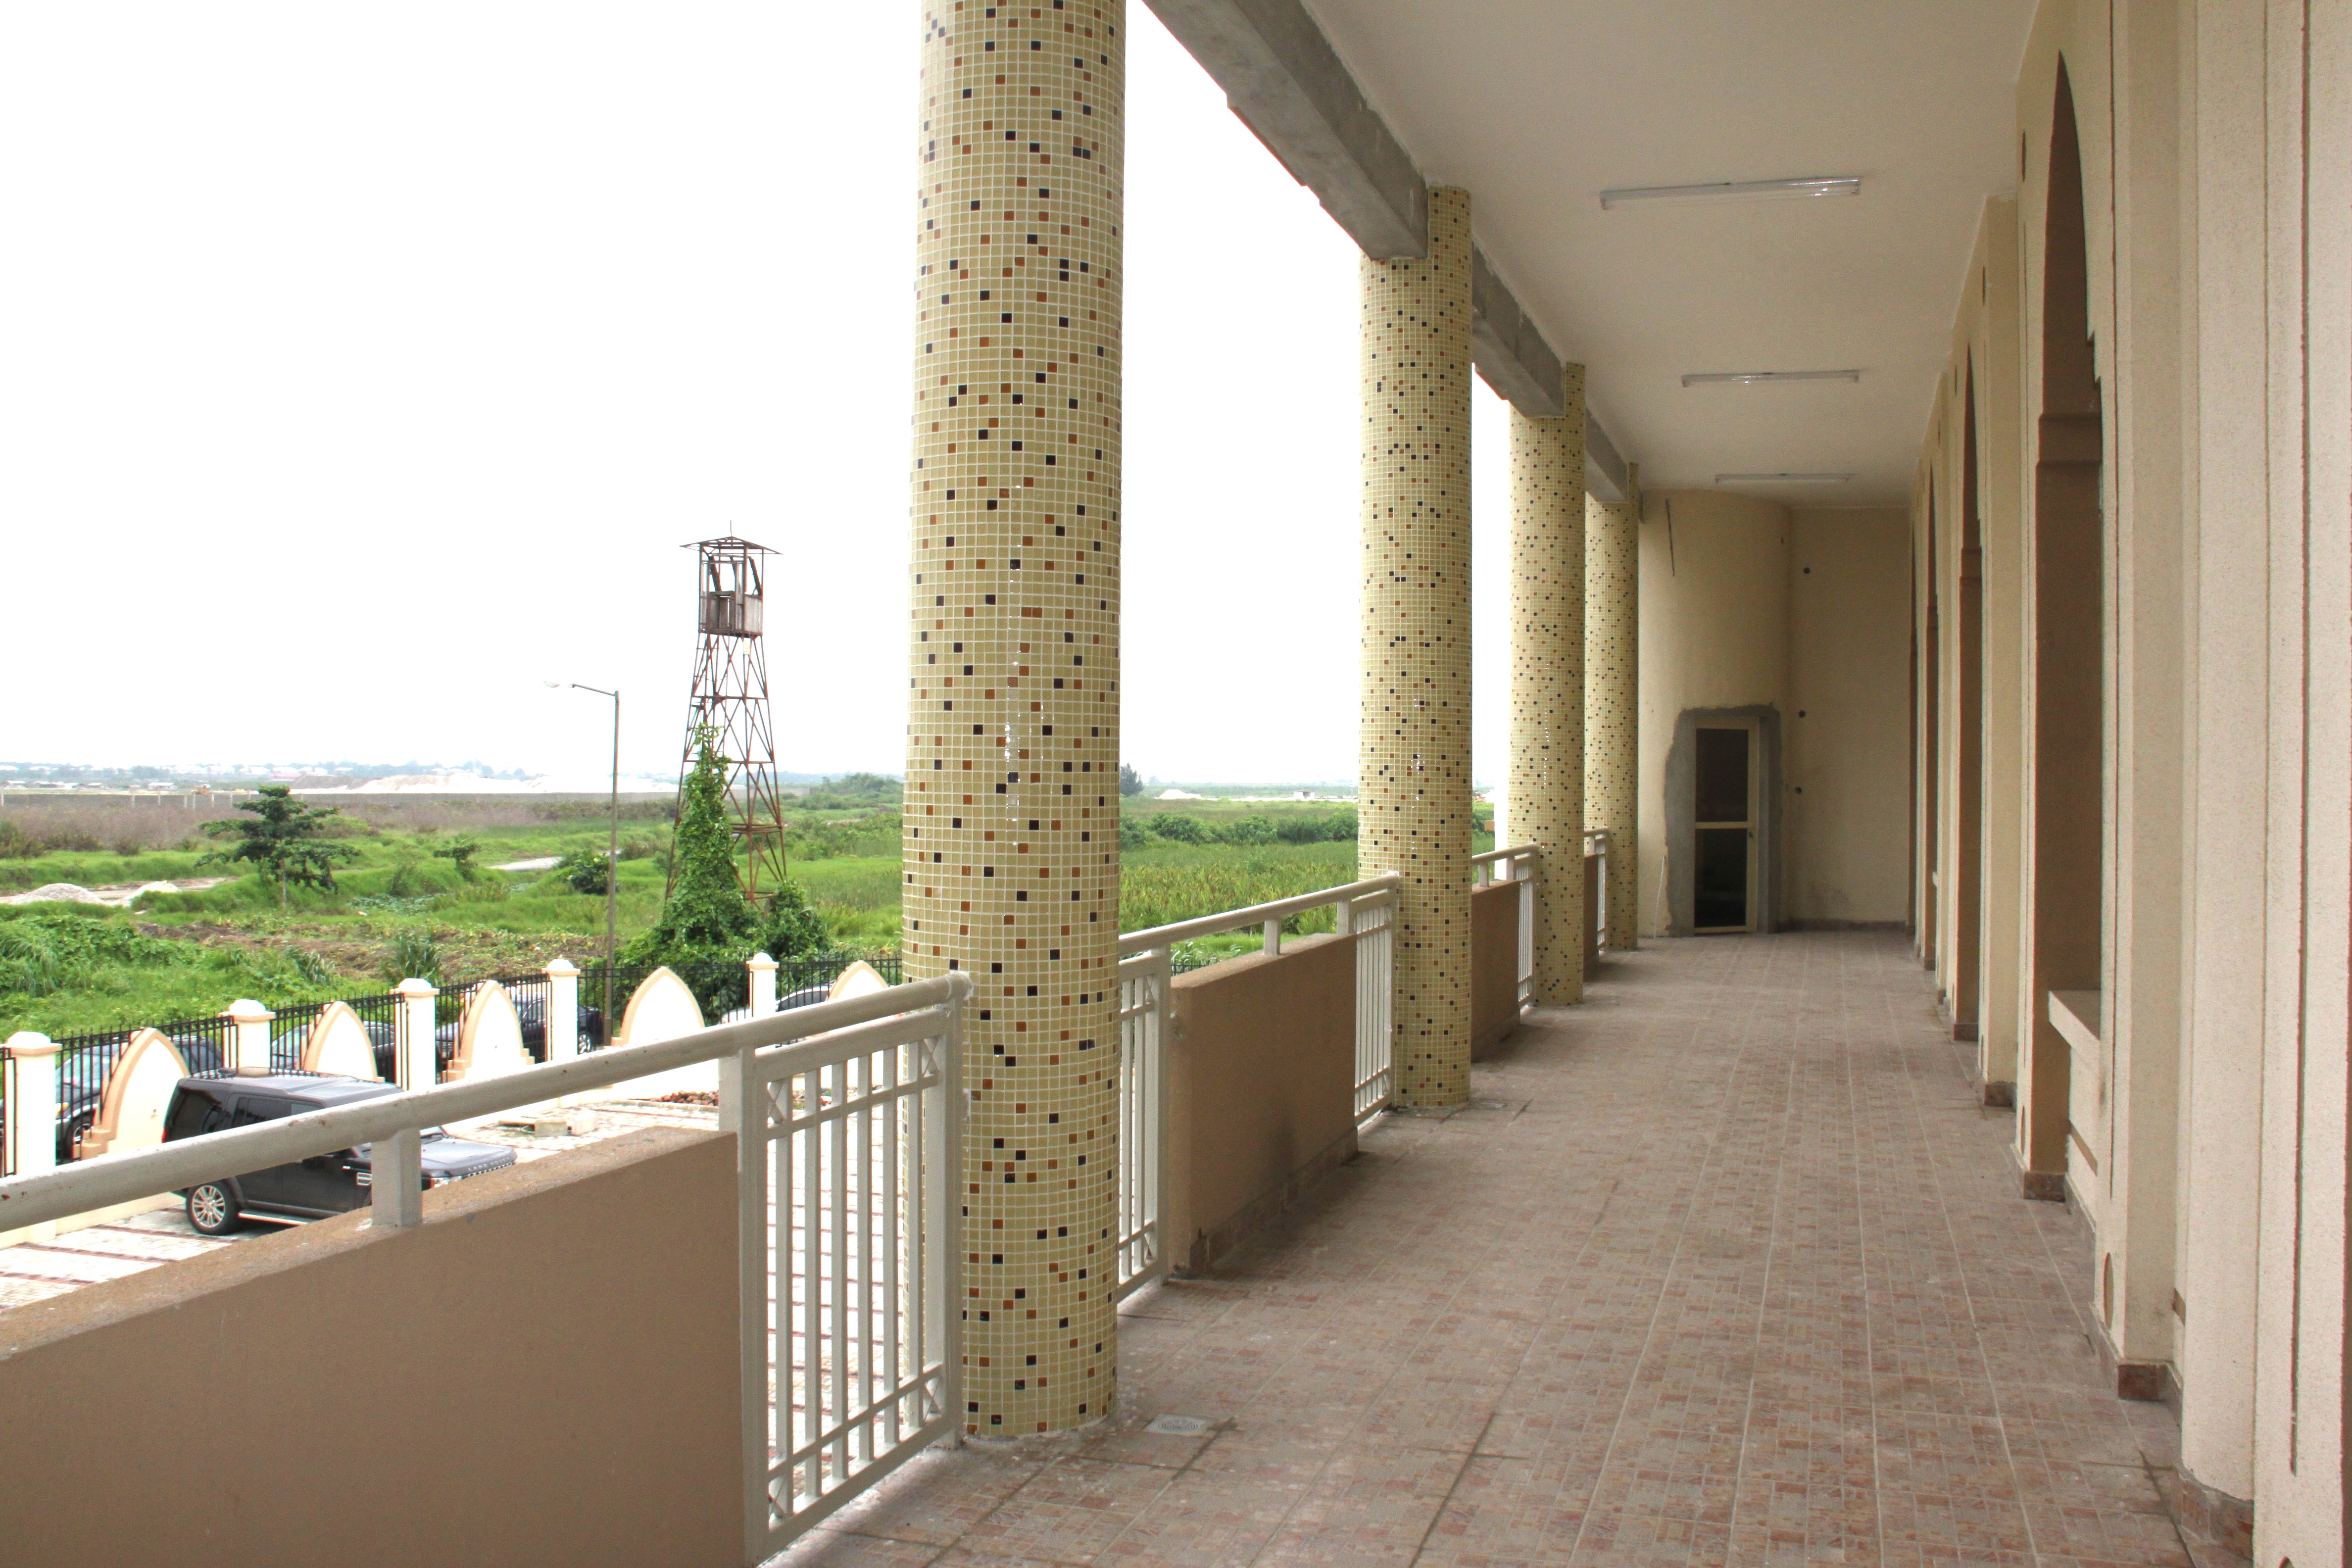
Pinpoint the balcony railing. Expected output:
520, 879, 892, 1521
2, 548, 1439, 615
0, 974, 973, 1563
1, 852, 1536, 1560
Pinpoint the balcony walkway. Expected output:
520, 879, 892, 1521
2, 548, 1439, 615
782, 930, 2213, 1568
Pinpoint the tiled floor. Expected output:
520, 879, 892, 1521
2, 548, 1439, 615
777, 931, 2234, 1568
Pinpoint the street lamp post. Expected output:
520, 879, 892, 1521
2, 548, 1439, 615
548, 682, 621, 1044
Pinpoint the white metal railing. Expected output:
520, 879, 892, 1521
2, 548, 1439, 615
1110, 947, 1170, 1299
1583, 829, 1611, 953
1472, 845, 1541, 1010
0, 973, 972, 1568
1111, 872, 1404, 1283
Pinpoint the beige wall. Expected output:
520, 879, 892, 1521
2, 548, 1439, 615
1636, 489, 1912, 934
1904, 3, 2352, 1560
0, 1129, 741, 1568
1469, 881, 1521, 1053
1167, 935, 1359, 1273
1635, 489, 1790, 937
1786, 508, 1913, 924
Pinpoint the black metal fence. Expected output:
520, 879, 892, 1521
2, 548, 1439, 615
7, 952, 903, 1168
47, 1012, 234, 1164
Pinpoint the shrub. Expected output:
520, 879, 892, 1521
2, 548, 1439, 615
1118, 816, 1150, 850
558, 848, 611, 895
381, 927, 442, 987
1275, 809, 1357, 844
1148, 813, 1209, 844
1217, 815, 1275, 846
430, 834, 484, 882
625, 732, 831, 1016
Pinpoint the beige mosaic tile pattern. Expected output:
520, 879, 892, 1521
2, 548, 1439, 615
1359, 185, 1474, 1110
906, 0, 1127, 1436
1508, 382, 1588, 1006
1585, 489, 1640, 951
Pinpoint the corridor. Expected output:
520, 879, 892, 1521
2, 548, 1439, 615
783, 931, 2214, 1568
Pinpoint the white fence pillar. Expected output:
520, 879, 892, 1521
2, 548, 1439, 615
225, 999, 274, 1075
394, 978, 439, 1090
543, 958, 581, 1064
747, 952, 778, 1019
4, 1033, 61, 1239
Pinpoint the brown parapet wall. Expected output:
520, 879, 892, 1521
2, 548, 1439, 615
0, 1127, 742, 1568
1471, 881, 1522, 1056
1167, 934, 1359, 1274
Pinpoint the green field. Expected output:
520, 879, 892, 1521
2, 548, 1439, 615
0, 790, 1490, 1038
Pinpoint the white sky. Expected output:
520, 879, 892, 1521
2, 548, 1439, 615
2, 5, 1518, 789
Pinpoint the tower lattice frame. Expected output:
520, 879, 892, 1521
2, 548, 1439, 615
672, 536, 790, 905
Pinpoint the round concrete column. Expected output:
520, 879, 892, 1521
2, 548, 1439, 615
1585, 485, 1639, 952
1508, 382, 1588, 1004
905, 0, 1126, 1437
1359, 186, 1474, 1109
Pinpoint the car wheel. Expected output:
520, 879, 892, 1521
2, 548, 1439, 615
186, 1182, 242, 1236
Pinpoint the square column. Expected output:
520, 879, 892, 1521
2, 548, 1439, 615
1359, 185, 1474, 1109
906, 0, 1126, 1437
1507, 380, 1588, 1004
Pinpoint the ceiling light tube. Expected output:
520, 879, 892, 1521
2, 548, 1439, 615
1715, 472, 1854, 484
1682, 370, 1862, 387
1601, 176, 1862, 210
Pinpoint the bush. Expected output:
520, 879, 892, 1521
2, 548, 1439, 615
1119, 816, 1151, 850
1148, 813, 1209, 844
0, 910, 186, 1000
381, 927, 442, 987
625, 732, 831, 1016
558, 848, 611, 895
1217, 815, 1275, 846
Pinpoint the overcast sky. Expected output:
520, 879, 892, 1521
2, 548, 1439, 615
3, 4, 1521, 789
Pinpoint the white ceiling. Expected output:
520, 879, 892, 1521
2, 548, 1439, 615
1301, 0, 2036, 506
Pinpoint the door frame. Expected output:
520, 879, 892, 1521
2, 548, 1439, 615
1664, 705, 1784, 936
1692, 716, 1763, 933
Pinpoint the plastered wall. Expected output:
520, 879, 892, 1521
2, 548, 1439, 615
1786, 509, 1912, 924
1636, 490, 1910, 937
1635, 490, 1788, 937
0, 1129, 740, 1567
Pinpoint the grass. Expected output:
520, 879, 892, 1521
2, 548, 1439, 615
0, 794, 1494, 1038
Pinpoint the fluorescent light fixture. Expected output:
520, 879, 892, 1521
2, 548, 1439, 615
1601, 176, 1862, 210
1715, 472, 1854, 485
1682, 369, 1862, 387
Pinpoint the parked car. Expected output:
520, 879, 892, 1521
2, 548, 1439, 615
161, 1074, 516, 1235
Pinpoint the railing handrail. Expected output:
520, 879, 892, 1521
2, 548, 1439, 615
1115, 872, 1402, 956
0, 973, 974, 1235
1470, 844, 1540, 867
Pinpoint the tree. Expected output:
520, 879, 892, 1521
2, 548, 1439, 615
625, 732, 830, 1014
198, 785, 358, 910
1119, 763, 1143, 797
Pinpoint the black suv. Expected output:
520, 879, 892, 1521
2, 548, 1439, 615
162, 1074, 517, 1235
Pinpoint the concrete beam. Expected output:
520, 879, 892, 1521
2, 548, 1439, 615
1144, 0, 1633, 479
1144, 0, 1425, 259
1586, 414, 1630, 503
1470, 244, 1565, 415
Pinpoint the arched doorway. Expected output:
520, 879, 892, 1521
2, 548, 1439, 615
2020, 59, 2106, 1198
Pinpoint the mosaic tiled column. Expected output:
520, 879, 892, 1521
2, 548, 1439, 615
1508, 380, 1587, 1004
906, 0, 1125, 1437
1584, 482, 1639, 950
1360, 186, 1474, 1109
